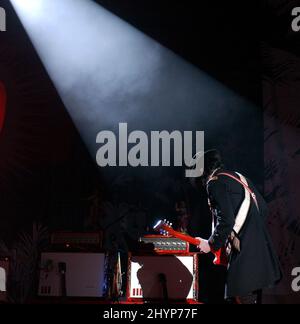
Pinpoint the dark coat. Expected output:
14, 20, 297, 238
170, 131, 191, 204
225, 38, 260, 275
207, 169, 282, 298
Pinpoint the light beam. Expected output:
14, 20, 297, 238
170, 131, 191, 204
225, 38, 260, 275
10, 0, 261, 179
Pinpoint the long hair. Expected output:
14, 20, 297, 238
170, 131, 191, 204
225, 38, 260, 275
203, 149, 224, 180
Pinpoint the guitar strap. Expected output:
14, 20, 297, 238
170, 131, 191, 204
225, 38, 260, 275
218, 172, 259, 212
226, 172, 251, 235
207, 172, 260, 251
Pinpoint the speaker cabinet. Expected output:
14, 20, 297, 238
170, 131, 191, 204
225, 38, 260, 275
38, 252, 106, 298
0, 258, 9, 303
127, 253, 198, 302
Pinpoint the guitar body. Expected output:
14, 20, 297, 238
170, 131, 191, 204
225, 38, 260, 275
154, 220, 228, 267
212, 247, 228, 267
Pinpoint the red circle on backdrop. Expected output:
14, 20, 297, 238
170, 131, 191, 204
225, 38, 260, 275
0, 81, 7, 133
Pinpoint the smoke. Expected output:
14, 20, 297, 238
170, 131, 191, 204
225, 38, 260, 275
11, 0, 262, 182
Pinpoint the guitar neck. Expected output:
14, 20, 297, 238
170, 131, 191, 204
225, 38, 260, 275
170, 230, 200, 246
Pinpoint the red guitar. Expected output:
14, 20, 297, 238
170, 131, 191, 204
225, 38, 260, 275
153, 220, 228, 267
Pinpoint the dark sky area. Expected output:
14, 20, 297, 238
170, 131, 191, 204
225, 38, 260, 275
0, 0, 262, 247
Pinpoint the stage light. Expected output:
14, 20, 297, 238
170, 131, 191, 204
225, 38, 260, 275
10, 0, 260, 179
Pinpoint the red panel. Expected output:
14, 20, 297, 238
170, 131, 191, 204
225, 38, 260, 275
0, 82, 7, 133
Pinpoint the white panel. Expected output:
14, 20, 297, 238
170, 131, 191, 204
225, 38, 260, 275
39, 253, 106, 297
129, 255, 196, 300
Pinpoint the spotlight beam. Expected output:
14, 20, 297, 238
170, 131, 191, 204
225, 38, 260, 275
10, 0, 261, 179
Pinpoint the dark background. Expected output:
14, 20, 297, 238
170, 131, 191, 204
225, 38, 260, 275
261, 0, 300, 303
0, 0, 263, 303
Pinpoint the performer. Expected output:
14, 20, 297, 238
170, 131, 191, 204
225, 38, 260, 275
197, 150, 282, 304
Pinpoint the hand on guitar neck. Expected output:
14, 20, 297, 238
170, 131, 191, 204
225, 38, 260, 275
195, 238, 211, 254
153, 219, 228, 267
